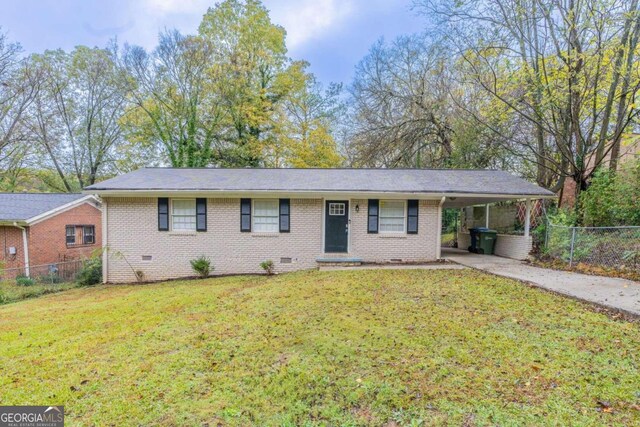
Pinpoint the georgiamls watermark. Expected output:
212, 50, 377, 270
0, 406, 64, 427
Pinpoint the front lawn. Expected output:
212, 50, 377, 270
0, 269, 638, 426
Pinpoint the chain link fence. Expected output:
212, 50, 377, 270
0, 259, 84, 284
545, 223, 640, 271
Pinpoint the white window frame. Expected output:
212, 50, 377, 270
328, 202, 346, 216
83, 225, 95, 245
379, 200, 406, 234
171, 199, 197, 231
252, 199, 279, 233
66, 225, 76, 245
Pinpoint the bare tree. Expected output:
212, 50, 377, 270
418, 0, 640, 199
349, 36, 455, 168
25, 45, 132, 191
0, 32, 38, 174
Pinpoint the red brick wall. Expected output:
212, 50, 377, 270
28, 202, 102, 267
0, 226, 25, 271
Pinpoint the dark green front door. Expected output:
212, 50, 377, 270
325, 201, 349, 253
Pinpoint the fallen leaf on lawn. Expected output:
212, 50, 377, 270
596, 400, 614, 413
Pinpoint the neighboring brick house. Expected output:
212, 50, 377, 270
85, 168, 554, 283
0, 194, 102, 278
559, 134, 640, 207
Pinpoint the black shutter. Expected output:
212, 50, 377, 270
240, 198, 251, 232
279, 199, 290, 232
407, 200, 419, 234
158, 198, 169, 231
196, 198, 207, 231
367, 199, 379, 234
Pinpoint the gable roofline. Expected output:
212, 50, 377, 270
24, 195, 101, 226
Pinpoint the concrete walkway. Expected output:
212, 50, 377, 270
443, 248, 640, 316
319, 264, 467, 272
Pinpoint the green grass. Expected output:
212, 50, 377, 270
0, 269, 638, 426
0, 279, 81, 304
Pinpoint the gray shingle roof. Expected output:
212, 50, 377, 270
0, 193, 88, 221
85, 168, 554, 196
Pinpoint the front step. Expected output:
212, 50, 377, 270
316, 257, 363, 267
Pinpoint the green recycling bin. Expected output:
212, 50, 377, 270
469, 228, 498, 254
476, 229, 497, 254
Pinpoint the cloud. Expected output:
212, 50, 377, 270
134, 0, 355, 51
114, 0, 363, 54
142, 0, 210, 14
266, 0, 355, 51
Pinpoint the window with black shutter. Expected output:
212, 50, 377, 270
279, 199, 290, 232
196, 198, 207, 231
407, 200, 419, 234
367, 199, 379, 233
240, 198, 251, 232
158, 198, 169, 231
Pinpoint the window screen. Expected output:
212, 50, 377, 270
379, 200, 405, 232
253, 199, 279, 232
172, 199, 197, 231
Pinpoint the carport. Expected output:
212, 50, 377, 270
441, 193, 555, 260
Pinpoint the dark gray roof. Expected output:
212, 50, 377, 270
85, 168, 554, 196
0, 193, 88, 221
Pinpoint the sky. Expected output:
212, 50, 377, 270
0, 0, 426, 87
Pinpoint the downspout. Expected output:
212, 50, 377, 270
14, 222, 30, 277
102, 199, 108, 284
436, 197, 446, 260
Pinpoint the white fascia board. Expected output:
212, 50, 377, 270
26, 195, 102, 226
83, 189, 556, 200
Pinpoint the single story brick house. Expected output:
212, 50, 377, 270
85, 168, 554, 283
0, 193, 102, 278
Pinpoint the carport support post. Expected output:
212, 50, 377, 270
524, 198, 531, 237
485, 204, 490, 228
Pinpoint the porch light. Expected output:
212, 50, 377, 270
355, 204, 360, 212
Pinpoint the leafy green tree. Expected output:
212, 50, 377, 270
198, 0, 307, 166
275, 71, 344, 167
122, 30, 221, 168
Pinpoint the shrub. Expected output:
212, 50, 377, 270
135, 270, 145, 282
190, 256, 212, 278
260, 260, 274, 275
16, 276, 35, 286
580, 159, 640, 226
39, 273, 62, 284
77, 257, 102, 286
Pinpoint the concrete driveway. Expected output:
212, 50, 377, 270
443, 248, 640, 316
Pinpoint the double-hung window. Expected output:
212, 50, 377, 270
83, 226, 95, 244
66, 225, 76, 245
66, 225, 96, 246
253, 199, 279, 232
171, 199, 197, 231
379, 200, 405, 233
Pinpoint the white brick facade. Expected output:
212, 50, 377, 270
493, 234, 533, 260
103, 197, 440, 283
